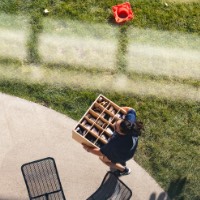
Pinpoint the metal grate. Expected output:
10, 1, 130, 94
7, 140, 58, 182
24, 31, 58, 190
21, 157, 66, 200
86, 171, 132, 200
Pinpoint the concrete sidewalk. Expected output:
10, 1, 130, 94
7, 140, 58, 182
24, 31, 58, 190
0, 92, 169, 200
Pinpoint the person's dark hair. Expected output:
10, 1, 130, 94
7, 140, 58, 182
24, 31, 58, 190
120, 120, 144, 136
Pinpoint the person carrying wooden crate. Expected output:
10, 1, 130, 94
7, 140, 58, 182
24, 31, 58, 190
83, 107, 144, 176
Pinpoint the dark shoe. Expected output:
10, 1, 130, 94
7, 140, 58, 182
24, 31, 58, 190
113, 167, 131, 177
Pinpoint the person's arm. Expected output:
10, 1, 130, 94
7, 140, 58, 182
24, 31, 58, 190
82, 144, 103, 156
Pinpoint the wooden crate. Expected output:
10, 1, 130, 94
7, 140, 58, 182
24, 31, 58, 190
72, 94, 126, 148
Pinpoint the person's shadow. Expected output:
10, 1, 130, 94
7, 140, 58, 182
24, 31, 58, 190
149, 177, 187, 200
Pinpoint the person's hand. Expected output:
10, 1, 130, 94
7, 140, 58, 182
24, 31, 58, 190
121, 107, 132, 113
82, 143, 92, 152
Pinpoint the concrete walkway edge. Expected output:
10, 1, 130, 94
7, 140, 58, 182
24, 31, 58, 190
0, 93, 169, 200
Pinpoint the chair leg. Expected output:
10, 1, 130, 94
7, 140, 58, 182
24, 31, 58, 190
45, 193, 49, 200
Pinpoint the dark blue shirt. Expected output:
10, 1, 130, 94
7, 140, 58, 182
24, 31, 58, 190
100, 109, 138, 164
125, 109, 136, 125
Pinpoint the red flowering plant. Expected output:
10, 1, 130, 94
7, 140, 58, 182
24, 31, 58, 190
112, 2, 134, 24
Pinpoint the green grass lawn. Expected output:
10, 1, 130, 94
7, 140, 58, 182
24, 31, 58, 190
0, 78, 199, 200
0, 0, 200, 199
0, 0, 200, 34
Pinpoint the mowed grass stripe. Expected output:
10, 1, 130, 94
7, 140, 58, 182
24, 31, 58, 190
0, 63, 199, 102
0, 26, 199, 81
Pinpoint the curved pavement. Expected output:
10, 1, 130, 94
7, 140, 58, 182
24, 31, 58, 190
0, 92, 169, 200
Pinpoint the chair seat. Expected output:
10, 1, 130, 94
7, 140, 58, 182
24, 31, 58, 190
21, 157, 66, 200
87, 171, 132, 200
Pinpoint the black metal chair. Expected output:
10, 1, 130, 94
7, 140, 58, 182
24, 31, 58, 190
21, 157, 66, 200
86, 171, 132, 200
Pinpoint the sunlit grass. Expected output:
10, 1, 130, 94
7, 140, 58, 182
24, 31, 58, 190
0, 61, 199, 102
0, 15, 199, 80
